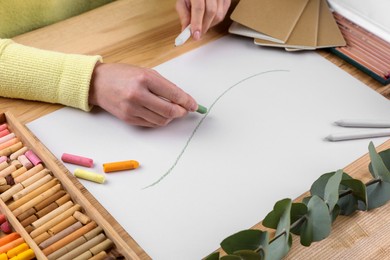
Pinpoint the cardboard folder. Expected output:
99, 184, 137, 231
230, 0, 309, 43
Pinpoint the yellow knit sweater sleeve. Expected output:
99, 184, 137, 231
0, 39, 102, 111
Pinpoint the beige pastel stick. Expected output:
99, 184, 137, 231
14, 165, 48, 183
11, 166, 27, 179
8, 178, 59, 211
88, 251, 108, 260
0, 141, 23, 156
56, 232, 106, 260
30, 204, 82, 238
83, 226, 103, 241
10, 159, 22, 169
47, 216, 78, 236
0, 161, 8, 171
39, 222, 83, 249
89, 239, 114, 255
73, 211, 91, 225
12, 184, 62, 217
34, 190, 67, 211
0, 183, 23, 202
9, 146, 28, 160
42, 221, 97, 256
13, 174, 53, 200
13, 164, 44, 183
0, 164, 16, 178
47, 236, 87, 260
0, 177, 6, 186
32, 200, 74, 228
33, 231, 51, 246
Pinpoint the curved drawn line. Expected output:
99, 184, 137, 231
143, 70, 289, 189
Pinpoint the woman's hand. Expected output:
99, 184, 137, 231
176, 0, 231, 40
89, 63, 198, 127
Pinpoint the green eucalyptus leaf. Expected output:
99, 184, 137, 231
267, 233, 292, 260
233, 250, 263, 260
263, 198, 292, 230
221, 230, 269, 255
310, 172, 334, 199
205, 252, 220, 260
299, 195, 332, 246
331, 204, 340, 222
290, 203, 308, 235
340, 178, 367, 205
368, 142, 390, 182
324, 170, 343, 211
366, 181, 390, 210
337, 193, 358, 216
369, 148, 390, 176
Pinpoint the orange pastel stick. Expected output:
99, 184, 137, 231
103, 160, 139, 173
0, 233, 20, 247
0, 237, 24, 254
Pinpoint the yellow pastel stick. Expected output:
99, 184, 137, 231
74, 169, 105, 184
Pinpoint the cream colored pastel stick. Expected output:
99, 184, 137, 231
12, 184, 62, 217
89, 239, 114, 255
14, 166, 49, 183
33, 232, 51, 245
42, 221, 97, 256
47, 216, 78, 236
47, 236, 87, 260
0, 161, 8, 171
30, 204, 82, 238
13, 164, 44, 183
11, 166, 27, 179
58, 233, 106, 260
39, 222, 83, 249
20, 168, 51, 188
13, 174, 53, 200
10, 159, 22, 169
8, 178, 59, 211
0, 165, 16, 178
83, 226, 103, 241
73, 211, 91, 225
32, 201, 74, 228
0, 141, 23, 156
9, 146, 28, 160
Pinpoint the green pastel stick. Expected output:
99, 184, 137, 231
196, 104, 207, 114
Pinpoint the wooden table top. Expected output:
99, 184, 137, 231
1, 0, 390, 259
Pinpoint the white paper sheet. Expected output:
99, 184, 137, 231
28, 35, 390, 260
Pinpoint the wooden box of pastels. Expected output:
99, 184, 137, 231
0, 112, 145, 260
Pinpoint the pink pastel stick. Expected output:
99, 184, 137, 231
0, 156, 7, 164
25, 150, 42, 166
61, 153, 93, 168
0, 123, 7, 132
0, 129, 10, 138
0, 133, 15, 145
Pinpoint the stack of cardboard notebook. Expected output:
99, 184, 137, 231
229, 0, 346, 51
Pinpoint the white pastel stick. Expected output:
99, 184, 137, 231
174, 25, 191, 46
335, 119, 390, 128
325, 129, 390, 141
